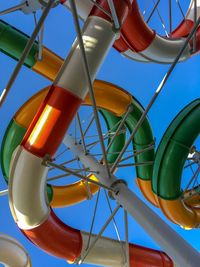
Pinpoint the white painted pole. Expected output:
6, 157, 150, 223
64, 134, 200, 267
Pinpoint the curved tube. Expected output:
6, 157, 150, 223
0, 234, 31, 267
1, 81, 129, 207
152, 99, 200, 228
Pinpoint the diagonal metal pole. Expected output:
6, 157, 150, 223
106, 105, 133, 154
0, 2, 26, 16
69, 0, 112, 179
107, 0, 120, 30
45, 159, 114, 192
0, 189, 8, 196
124, 209, 130, 267
111, 16, 200, 172
0, 0, 56, 107
80, 204, 121, 264
146, 0, 161, 23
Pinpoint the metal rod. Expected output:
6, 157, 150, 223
0, 2, 26, 16
47, 168, 89, 182
119, 144, 155, 163
69, 0, 112, 179
146, 0, 161, 23
0, 189, 8, 196
106, 105, 132, 153
104, 190, 126, 261
77, 112, 87, 154
193, 0, 197, 52
0, 0, 55, 107
124, 209, 130, 267
152, 0, 169, 37
88, 0, 112, 18
83, 116, 95, 137
38, 20, 44, 61
49, 157, 77, 171
117, 161, 154, 168
184, 165, 200, 192
45, 160, 114, 192
80, 204, 121, 264
111, 16, 200, 172
169, 0, 172, 35
85, 190, 101, 251
107, 0, 120, 30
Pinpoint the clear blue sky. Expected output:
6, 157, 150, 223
0, 1, 199, 266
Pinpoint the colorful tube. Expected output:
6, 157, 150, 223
0, 14, 157, 207
152, 99, 200, 228
1, 81, 128, 207
0, 234, 31, 267
114, 0, 200, 63
63, 0, 200, 63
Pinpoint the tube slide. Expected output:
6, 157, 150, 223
6, 85, 169, 266
0, 17, 157, 207
152, 99, 200, 229
0, 234, 31, 267
63, 0, 200, 63
1, 80, 128, 207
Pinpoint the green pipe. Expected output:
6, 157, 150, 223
152, 99, 200, 200
0, 19, 38, 67
125, 99, 155, 181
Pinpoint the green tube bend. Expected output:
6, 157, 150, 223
152, 99, 200, 200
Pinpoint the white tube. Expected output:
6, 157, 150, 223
55, 16, 116, 100
9, 146, 49, 230
81, 232, 126, 267
0, 234, 31, 267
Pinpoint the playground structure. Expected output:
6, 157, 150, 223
0, 0, 200, 266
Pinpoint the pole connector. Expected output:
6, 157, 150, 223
108, 179, 127, 199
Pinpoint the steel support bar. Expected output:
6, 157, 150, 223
64, 134, 200, 267
0, 0, 55, 107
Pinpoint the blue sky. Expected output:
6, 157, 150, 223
0, 1, 200, 266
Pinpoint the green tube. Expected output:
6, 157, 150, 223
152, 99, 200, 200
0, 20, 38, 67
100, 109, 126, 163
125, 99, 155, 181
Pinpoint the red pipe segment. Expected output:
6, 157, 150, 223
22, 86, 82, 157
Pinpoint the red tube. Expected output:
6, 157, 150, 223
22, 86, 82, 157
22, 209, 82, 262
129, 244, 174, 267
120, 1, 155, 52
171, 19, 194, 38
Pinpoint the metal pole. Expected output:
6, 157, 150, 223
0, 0, 55, 107
45, 159, 114, 192
0, 2, 26, 16
64, 134, 200, 267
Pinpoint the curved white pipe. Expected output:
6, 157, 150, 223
0, 234, 31, 267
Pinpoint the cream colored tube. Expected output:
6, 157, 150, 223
0, 234, 31, 267
81, 232, 126, 267
9, 146, 49, 230
55, 16, 116, 100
